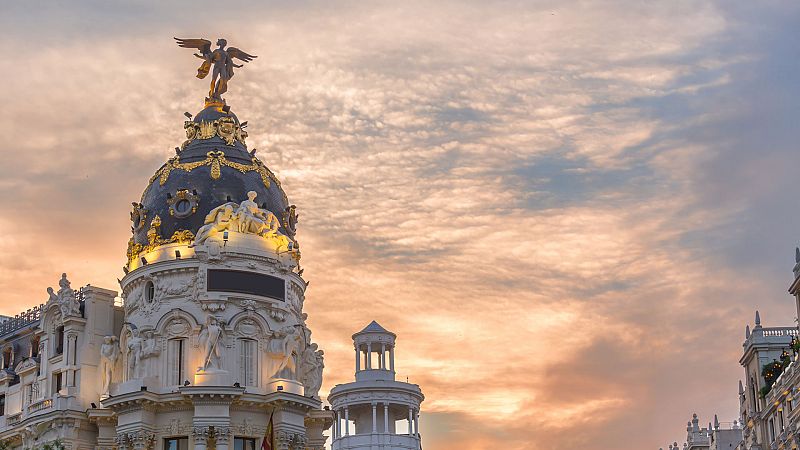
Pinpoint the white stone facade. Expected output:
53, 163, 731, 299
0, 44, 428, 450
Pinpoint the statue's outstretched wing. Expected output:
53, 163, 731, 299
174, 37, 212, 57
227, 47, 257, 63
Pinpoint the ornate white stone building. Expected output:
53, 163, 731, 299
663, 249, 800, 450
0, 41, 425, 450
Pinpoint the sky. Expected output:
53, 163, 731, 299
0, 0, 799, 448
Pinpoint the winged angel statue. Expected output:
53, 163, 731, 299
175, 37, 257, 102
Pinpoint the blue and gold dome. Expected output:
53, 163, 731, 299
126, 102, 298, 266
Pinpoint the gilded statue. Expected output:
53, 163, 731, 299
174, 37, 257, 102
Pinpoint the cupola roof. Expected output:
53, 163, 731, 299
126, 102, 295, 266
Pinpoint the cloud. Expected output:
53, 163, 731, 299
1, 1, 799, 449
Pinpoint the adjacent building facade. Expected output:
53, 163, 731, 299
664, 250, 800, 449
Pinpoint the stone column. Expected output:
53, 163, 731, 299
372, 403, 377, 433
276, 431, 291, 450
115, 433, 131, 450
366, 344, 372, 369
408, 407, 413, 435
130, 431, 155, 450
275, 430, 306, 450
389, 346, 395, 372
384, 403, 390, 433
355, 346, 360, 372
414, 409, 419, 437
381, 344, 386, 370
68, 333, 79, 386
345, 407, 350, 436
215, 426, 231, 450
334, 409, 340, 439
192, 426, 210, 450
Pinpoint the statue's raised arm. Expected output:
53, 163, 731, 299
174, 37, 257, 104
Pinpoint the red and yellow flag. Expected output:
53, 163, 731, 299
261, 411, 274, 450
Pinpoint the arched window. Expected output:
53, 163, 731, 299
2, 347, 11, 369
239, 339, 256, 387
54, 326, 64, 355
30, 336, 40, 358
145, 281, 155, 304
168, 338, 185, 386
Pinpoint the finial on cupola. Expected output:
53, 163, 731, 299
755, 310, 762, 327
714, 414, 719, 430
746, 325, 751, 338
739, 379, 744, 394
795, 246, 799, 263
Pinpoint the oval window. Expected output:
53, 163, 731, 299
175, 199, 191, 214
145, 281, 155, 303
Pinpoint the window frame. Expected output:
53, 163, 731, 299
234, 437, 257, 450
164, 436, 189, 450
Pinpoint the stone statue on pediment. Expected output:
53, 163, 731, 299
47, 273, 81, 319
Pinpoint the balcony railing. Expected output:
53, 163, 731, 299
745, 326, 798, 348
27, 397, 53, 414
6, 413, 21, 426
333, 433, 421, 450
0, 288, 87, 339
0, 305, 44, 338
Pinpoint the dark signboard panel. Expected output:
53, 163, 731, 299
206, 269, 285, 301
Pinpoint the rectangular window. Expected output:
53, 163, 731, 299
239, 339, 256, 387
164, 437, 189, 450
53, 372, 62, 394
769, 418, 775, 442
169, 339, 185, 386
234, 437, 256, 450
55, 327, 64, 355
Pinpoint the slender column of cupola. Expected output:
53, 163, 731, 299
372, 403, 377, 433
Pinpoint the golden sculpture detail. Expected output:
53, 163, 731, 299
130, 202, 147, 232
182, 116, 248, 149
126, 224, 196, 266
174, 37, 257, 104
149, 151, 277, 190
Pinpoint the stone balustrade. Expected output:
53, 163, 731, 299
27, 397, 53, 415
6, 412, 21, 426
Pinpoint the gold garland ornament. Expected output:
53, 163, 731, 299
150, 151, 277, 190
182, 116, 247, 149
126, 214, 196, 265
